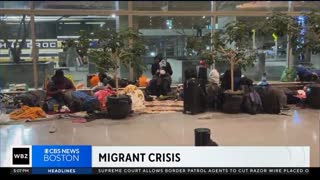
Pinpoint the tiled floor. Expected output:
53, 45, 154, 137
0, 107, 319, 167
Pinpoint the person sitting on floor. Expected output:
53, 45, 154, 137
147, 54, 173, 96
98, 72, 115, 88
44, 69, 75, 112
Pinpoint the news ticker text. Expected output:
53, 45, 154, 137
7, 168, 311, 175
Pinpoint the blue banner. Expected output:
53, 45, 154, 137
32, 145, 92, 168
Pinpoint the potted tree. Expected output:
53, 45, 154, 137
187, 21, 256, 113
215, 22, 256, 113
88, 27, 146, 119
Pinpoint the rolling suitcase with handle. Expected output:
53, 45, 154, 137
183, 78, 206, 115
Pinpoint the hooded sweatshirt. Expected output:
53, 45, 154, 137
208, 68, 220, 85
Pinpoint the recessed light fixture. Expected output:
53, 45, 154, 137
111, 14, 116, 18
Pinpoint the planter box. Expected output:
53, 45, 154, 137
222, 92, 244, 114
0, 61, 54, 88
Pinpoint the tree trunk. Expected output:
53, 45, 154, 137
30, 14, 38, 89
230, 60, 234, 92
257, 51, 266, 80
287, 34, 293, 68
129, 65, 134, 81
114, 54, 120, 96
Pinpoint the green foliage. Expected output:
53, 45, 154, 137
224, 21, 252, 48
186, 33, 211, 55
61, 39, 77, 52
258, 11, 310, 55
88, 49, 114, 73
187, 21, 256, 69
187, 20, 257, 92
280, 67, 297, 82
88, 27, 146, 76
61, 30, 90, 57
303, 10, 320, 55
76, 30, 90, 57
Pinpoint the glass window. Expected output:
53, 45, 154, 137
31, 15, 127, 86
133, 16, 212, 83
35, 1, 127, 10
217, 1, 289, 11
0, 1, 30, 9
0, 15, 31, 61
216, 16, 287, 81
133, 1, 212, 11
0, 15, 35, 88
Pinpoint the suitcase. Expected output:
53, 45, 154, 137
306, 84, 320, 109
183, 78, 206, 115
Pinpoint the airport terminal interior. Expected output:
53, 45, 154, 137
0, 1, 319, 167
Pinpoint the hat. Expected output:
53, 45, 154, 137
199, 60, 206, 65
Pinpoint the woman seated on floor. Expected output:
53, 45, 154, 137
44, 69, 76, 112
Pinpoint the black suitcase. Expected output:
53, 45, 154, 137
306, 84, 320, 109
183, 78, 206, 114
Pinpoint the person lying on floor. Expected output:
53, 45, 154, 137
44, 69, 75, 112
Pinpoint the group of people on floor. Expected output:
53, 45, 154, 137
43, 53, 320, 113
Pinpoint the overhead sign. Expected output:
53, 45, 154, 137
0, 40, 58, 49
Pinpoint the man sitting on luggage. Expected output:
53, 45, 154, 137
45, 69, 76, 112
148, 54, 173, 96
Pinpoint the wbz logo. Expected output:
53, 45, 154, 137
12, 147, 30, 165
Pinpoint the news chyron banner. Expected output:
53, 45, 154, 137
8, 146, 310, 175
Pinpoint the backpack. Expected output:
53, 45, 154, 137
255, 86, 281, 114
242, 87, 263, 115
